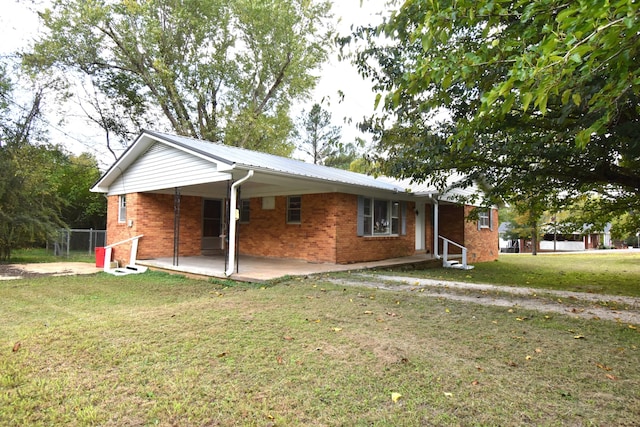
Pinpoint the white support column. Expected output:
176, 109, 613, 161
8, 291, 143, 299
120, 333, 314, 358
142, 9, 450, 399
225, 170, 254, 277
433, 198, 439, 258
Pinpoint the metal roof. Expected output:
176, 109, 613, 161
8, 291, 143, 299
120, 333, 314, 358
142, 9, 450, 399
144, 130, 405, 193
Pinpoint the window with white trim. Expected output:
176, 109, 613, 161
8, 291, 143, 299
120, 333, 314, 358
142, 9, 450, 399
478, 210, 492, 230
358, 197, 406, 236
118, 195, 127, 223
287, 196, 301, 224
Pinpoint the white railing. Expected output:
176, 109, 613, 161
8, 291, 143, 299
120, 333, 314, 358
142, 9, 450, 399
103, 235, 144, 272
438, 236, 469, 269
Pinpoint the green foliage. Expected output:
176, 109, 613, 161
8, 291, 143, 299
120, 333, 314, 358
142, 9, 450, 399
0, 65, 104, 260
295, 102, 342, 164
25, 0, 334, 155
0, 142, 66, 260
347, 0, 640, 229
54, 153, 107, 229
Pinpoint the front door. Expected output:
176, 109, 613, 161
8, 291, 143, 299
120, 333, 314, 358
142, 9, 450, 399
202, 199, 223, 254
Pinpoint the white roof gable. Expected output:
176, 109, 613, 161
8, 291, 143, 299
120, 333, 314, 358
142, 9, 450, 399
92, 130, 407, 195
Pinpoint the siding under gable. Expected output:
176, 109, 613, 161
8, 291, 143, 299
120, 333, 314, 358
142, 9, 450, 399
107, 142, 231, 195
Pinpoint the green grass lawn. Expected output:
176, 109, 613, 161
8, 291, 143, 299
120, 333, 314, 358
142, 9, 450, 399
2, 248, 95, 264
1, 270, 638, 426
383, 251, 640, 297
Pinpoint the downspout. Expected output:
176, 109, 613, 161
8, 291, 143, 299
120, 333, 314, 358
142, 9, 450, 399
225, 170, 254, 276
432, 195, 440, 259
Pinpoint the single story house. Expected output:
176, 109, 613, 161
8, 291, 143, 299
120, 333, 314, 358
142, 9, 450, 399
91, 130, 498, 276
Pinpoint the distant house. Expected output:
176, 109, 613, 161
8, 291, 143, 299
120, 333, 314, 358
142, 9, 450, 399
499, 221, 615, 253
91, 130, 499, 276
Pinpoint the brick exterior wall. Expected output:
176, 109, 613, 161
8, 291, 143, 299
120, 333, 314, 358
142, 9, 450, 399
435, 204, 499, 263
106, 193, 202, 266
463, 205, 499, 262
238, 193, 339, 263
334, 194, 415, 264
106, 191, 495, 265
238, 193, 415, 264
438, 204, 465, 255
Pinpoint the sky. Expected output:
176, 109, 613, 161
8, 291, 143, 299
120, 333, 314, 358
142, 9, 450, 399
0, 0, 392, 167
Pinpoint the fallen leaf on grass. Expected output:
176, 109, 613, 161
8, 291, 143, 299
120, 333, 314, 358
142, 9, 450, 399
391, 392, 402, 402
216, 352, 227, 358
471, 380, 480, 386
443, 392, 453, 397
283, 336, 294, 341
629, 324, 637, 330
535, 348, 542, 353
596, 363, 612, 371
386, 312, 398, 317
525, 355, 532, 360
332, 327, 342, 332
12, 342, 21, 352
363, 310, 374, 315
276, 356, 284, 364
606, 374, 618, 381
573, 335, 585, 340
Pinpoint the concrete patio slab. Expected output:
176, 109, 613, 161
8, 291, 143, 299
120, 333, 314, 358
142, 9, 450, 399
138, 253, 439, 282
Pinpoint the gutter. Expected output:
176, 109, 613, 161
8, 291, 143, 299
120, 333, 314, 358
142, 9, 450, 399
225, 170, 254, 276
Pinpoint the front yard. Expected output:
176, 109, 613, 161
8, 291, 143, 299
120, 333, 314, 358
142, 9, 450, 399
1, 264, 638, 426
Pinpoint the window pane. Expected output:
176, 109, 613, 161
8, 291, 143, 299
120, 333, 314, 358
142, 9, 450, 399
373, 199, 389, 234
287, 196, 301, 223
118, 195, 126, 222
479, 211, 489, 228
363, 198, 371, 216
391, 202, 399, 234
364, 217, 372, 236
240, 199, 250, 223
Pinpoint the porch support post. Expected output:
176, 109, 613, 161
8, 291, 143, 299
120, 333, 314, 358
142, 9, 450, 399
433, 197, 439, 258
225, 170, 254, 276
173, 187, 180, 266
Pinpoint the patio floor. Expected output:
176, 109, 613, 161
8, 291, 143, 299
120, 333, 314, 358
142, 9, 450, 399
137, 253, 439, 282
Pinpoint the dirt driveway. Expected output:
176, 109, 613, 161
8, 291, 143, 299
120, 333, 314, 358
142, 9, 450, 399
328, 274, 640, 325
0, 262, 102, 280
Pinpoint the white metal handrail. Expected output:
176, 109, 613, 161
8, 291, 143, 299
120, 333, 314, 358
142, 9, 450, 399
103, 234, 144, 272
438, 236, 469, 269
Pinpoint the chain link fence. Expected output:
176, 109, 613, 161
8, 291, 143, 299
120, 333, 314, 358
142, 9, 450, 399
51, 229, 106, 257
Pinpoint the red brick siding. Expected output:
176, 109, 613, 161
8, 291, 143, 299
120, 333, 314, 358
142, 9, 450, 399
106, 192, 487, 265
334, 194, 415, 264
238, 194, 338, 263
438, 204, 465, 255
106, 193, 202, 265
463, 205, 499, 263
238, 193, 415, 263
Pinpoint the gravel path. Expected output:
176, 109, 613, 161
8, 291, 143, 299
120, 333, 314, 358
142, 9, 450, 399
326, 274, 640, 325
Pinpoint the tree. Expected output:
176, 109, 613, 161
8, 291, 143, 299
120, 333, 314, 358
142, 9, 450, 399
24, 0, 334, 156
296, 103, 341, 165
54, 153, 107, 229
324, 141, 360, 170
347, 0, 640, 234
